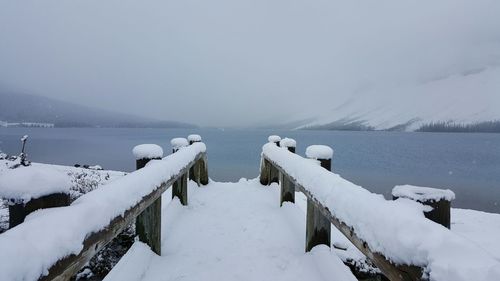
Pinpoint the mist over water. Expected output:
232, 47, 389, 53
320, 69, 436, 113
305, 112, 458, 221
1, 128, 499, 213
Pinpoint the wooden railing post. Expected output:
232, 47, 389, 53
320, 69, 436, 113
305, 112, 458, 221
133, 144, 163, 255
188, 134, 202, 184
392, 185, 455, 229
279, 138, 296, 206
199, 153, 209, 185
171, 138, 189, 205
259, 158, 271, 185
268, 135, 281, 184
305, 145, 333, 252
8, 193, 70, 229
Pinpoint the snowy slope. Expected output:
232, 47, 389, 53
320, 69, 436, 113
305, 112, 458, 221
297, 66, 500, 131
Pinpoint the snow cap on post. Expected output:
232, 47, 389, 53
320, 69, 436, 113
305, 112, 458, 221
392, 185, 456, 202
0, 166, 71, 204
280, 138, 296, 153
268, 135, 281, 146
188, 134, 202, 144
280, 138, 296, 148
306, 145, 333, 171
305, 145, 333, 160
392, 185, 455, 229
171, 137, 189, 152
132, 144, 164, 160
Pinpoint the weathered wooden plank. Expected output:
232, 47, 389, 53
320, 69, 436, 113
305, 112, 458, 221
259, 158, 271, 185
305, 198, 331, 252
199, 154, 209, 185
172, 173, 188, 205
188, 138, 202, 182
38, 152, 206, 281
269, 137, 281, 184
136, 197, 162, 255
305, 150, 332, 252
8, 193, 70, 229
280, 173, 295, 205
135, 157, 162, 255
280, 144, 296, 205
391, 186, 453, 229
263, 154, 425, 281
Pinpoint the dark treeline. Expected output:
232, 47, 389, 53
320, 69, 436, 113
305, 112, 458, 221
417, 121, 500, 133
54, 121, 197, 128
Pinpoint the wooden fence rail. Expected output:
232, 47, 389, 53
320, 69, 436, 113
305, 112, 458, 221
39, 142, 208, 281
259, 142, 425, 281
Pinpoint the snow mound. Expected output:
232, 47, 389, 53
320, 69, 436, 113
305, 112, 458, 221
305, 145, 333, 160
171, 138, 189, 149
0, 165, 71, 203
187, 134, 202, 142
393, 185, 455, 202
280, 138, 296, 148
132, 144, 164, 160
268, 135, 281, 143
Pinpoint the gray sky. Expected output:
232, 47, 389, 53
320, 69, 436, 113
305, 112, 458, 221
1, 0, 499, 127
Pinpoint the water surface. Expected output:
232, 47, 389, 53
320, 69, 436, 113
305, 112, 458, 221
1, 128, 499, 212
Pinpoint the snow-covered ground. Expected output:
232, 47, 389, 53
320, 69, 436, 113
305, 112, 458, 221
451, 208, 500, 262
105, 179, 500, 281
105, 179, 358, 281
1, 165, 499, 280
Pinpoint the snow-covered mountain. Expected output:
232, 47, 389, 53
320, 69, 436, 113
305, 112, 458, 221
295, 65, 500, 132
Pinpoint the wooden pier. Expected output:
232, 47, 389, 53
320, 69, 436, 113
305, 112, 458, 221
0, 135, 497, 281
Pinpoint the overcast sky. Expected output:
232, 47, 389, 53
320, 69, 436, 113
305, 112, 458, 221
1, 0, 499, 127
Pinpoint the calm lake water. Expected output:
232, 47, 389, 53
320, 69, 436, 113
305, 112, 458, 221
1, 128, 499, 213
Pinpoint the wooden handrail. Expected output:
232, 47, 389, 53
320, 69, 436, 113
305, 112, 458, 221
260, 152, 425, 281
38, 151, 208, 281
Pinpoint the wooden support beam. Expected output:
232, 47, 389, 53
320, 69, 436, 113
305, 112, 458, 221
392, 186, 454, 229
267, 135, 281, 184
259, 158, 271, 185
306, 198, 331, 252
264, 154, 425, 281
172, 173, 188, 205
280, 139, 296, 206
8, 193, 70, 229
188, 135, 202, 183
39, 152, 206, 281
199, 154, 209, 185
135, 152, 163, 255
305, 146, 332, 252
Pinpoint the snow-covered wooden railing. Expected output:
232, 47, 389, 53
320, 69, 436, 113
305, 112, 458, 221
260, 142, 500, 281
0, 142, 208, 281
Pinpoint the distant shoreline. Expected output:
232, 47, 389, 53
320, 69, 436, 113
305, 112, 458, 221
301, 120, 500, 133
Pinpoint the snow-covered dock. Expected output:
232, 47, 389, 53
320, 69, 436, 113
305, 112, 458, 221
105, 179, 357, 281
0, 137, 499, 281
